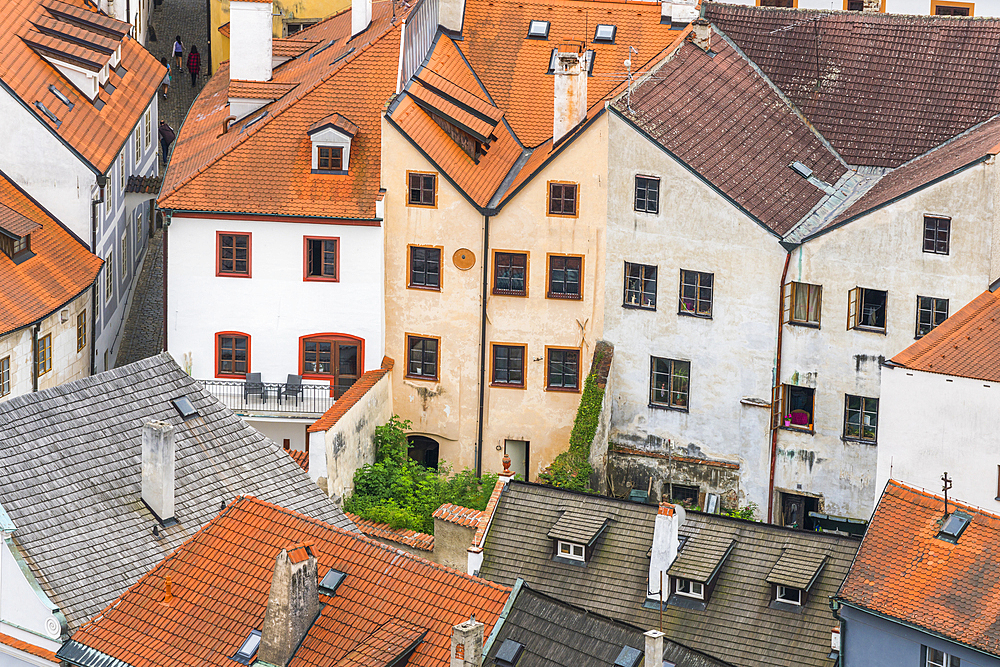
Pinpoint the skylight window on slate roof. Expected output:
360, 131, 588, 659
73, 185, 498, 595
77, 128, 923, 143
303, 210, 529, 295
231, 629, 261, 665
496, 639, 524, 666
614, 645, 642, 667
937, 512, 971, 543
171, 396, 199, 420
594, 24, 616, 43
528, 20, 550, 39
319, 568, 347, 595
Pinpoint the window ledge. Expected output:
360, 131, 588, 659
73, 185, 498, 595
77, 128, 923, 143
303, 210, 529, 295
217, 272, 252, 279
677, 311, 713, 320
649, 402, 689, 413
405, 374, 439, 383
311, 169, 348, 175
787, 320, 820, 329
779, 425, 815, 435
546, 293, 582, 300
304, 276, 339, 283
407, 284, 441, 292
492, 290, 528, 298
545, 386, 581, 394
851, 326, 887, 335
490, 382, 526, 389
622, 303, 656, 311
841, 436, 877, 446
552, 555, 587, 567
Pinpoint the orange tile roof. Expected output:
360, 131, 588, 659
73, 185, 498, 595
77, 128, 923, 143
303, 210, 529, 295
838, 480, 1000, 656
287, 448, 310, 471
0, 632, 58, 664
0, 0, 164, 174
228, 79, 298, 99
158, 2, 414, 218
308, 357, 394, 432
345, 512, 435, 551
890, 290, 1000, 383
473, 477, 510, 547
0, 171, 103, 336
432, 503, 485, 528
65, 496, 508, 667
218, 21, 230, 37
273, 37, 319, 59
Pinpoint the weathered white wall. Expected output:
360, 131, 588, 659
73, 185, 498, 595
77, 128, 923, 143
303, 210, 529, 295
230, 0, 274, 82
249, 418, 310, 451
603, 112, 784, 510
166, 215, 385, 382
0, 536, 64, 658
877, 366, 1000, 511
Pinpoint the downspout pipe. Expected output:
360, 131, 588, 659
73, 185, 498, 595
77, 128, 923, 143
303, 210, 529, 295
768, 247, 794, 523
830, 597, 844, 667
475, 214, 490, 477
91, 175, 106, 376
31, 321, 41, 392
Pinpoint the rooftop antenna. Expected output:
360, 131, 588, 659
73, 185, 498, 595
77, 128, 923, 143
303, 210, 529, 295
624, 46, 638, 113
942, 471, 953, 516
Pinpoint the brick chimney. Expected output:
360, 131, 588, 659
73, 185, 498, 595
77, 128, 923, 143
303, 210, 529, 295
552, 45, 587, 145
259, 545, 320, 667
691, 19, 712, 52
647, 502, 684, 603
644, 630, 664, 667
352, 0, 372, 38
142, 421, 176, 525
450, 616, 484, 667
230, 0, 273, 82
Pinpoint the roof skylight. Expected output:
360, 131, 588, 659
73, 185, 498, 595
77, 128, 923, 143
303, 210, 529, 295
319, 568, 347, 595
496, 639, 524, 666
527, 20, 550, 39
937, 512, 971, 543
613, 645, 642, 667
594, 24, 616, 42
171, 396, 199, 420
34, 101, 60, 127
48, 84, 73, 109
231, 629, 261, 665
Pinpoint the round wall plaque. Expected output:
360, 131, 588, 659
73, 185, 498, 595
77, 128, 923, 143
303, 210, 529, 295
453, 248, 476, 270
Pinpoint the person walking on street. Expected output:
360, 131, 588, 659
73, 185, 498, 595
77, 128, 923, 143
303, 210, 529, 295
158, 120, 175, 166
173, 36, 184, 72
187, 45, 201, 87
160, 57, 170, 99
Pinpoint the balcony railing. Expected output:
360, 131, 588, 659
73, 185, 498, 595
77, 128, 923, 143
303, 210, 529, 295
199, 379, 336, 417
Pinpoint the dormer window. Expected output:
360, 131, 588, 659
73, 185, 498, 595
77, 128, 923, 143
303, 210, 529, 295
0, 205, 41, 264
547, 509, 609, 565
666, 536, 736, 609
674, 579, 704, 600
776, 585, 801, 605
766, 548, 827, 610
528, 20, 550, 39
1, 234, 31, 261
557, 540, 584, 561
594, 24, 616, 43
308, 113, 357, 174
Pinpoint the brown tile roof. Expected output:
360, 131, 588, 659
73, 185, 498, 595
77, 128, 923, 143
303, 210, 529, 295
158, 3, 413, 218
64, 496, 508, 667
345, 512, 435, 551
308, 357, 393, 432
703, 3, 1000, 168
433, 503, 485, 528
124, 174, 163, 194
612, 31, 847, 236
308, 112, 359, 137
287, 448, 310, 471
0, 0, 163, 173
838, 481, 1000, 656
0, 171, 103, 336
0, 632, 57, 664
890, 289, 1000, 382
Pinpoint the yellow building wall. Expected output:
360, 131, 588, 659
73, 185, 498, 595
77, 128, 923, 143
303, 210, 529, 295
209, 0, 351, 74
382, 114, 609, 480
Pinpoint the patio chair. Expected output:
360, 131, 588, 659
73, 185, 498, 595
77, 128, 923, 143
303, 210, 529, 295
284, 374, 303, 405
244, 373, 266, 403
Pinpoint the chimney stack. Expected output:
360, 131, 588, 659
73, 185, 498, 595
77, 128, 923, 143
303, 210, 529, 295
647, 502, 684, 603
259, 545, 320, 667
229, 0, 273, 82
438, 0, 465, 34
552, 45, 588, 145
644, 630, 665, 667
352, 0, 372, 38
142, 421, 176, 525
691, 19, 712, 51
450, 616, 484, 667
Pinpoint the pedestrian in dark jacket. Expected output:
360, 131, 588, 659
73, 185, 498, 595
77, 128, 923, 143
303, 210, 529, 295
158, 120, 175, 165
187, 45, 201, 87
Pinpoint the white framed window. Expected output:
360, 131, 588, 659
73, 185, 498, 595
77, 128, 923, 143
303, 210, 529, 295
105, 252, 113, 302
120, 152, 126, 191
674, 578, 704, 599
557, 540, 585, 561
776, 586, 801, 605
144, 108, 152, 149
121, 232, 128, 278
925, 646, 961, 667
308, 117, 355, 173
134, 126, 141, 164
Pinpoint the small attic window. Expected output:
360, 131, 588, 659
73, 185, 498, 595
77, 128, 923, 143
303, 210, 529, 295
240, 111, 269, 134
594, 24, 616, 43
231, 629, 261, 665
319, 568, 347, 595
776, 585, 802, 605
937, 512, 971, 543
496, 639, 524, 666
308, 114, 357, 174
614, 645, 642, 667
528, 20, 550, 39
171, 396, 199, 420
557, 540, 584, 561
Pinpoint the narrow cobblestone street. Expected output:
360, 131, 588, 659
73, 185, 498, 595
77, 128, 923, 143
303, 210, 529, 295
115, 0, 208, 367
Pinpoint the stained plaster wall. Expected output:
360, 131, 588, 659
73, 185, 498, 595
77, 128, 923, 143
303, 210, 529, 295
381, 114, 609, 479
781, 159, 998, 517
0, 537, 64, 661
607, 452, 741, 509
432, 518, 476, 571
603, 111, 784, 511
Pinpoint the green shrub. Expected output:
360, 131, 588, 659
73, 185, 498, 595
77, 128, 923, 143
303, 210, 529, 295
538, 371, 603, 492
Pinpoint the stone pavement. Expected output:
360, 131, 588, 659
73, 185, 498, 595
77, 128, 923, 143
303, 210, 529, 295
115, 0, 208, 367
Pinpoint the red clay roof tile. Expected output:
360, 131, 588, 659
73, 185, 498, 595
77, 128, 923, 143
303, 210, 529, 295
0, 632, 58, 664
344, 512, 435, 552
432, 504, 485, 528
308, 357, 393, 433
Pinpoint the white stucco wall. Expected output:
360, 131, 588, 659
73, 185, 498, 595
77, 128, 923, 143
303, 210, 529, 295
248, 417, 311, 451
166, 215, 385, 382
230, 0, 274, 81
0, 536, 64, 659
878, 366, 1000, 511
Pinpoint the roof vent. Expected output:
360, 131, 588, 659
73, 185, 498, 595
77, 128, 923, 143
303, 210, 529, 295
48, 85, 73, 109
937, 512, 971, 543
318, 568, 346, 595
495, 639, 524, 666
231, 629, 262, 665
594, 24, 616, 43
34, 101, 61, 127
171, 396, 199, 420
790, 161, 813, 179
528, 20, 550, 39
613, 645, 642, 667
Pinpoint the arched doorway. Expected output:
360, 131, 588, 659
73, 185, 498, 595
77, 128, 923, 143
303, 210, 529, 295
407, 435, 439, 469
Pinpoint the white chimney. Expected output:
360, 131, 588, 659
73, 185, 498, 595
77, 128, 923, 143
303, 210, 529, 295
438, 0, 465, 34
450, 616, 484, 667
644, 630, 665, 667
352, 0, 372, 38
142, 421, 176, 525
259, 546, 320, 667
691, 18, 712, 51
230, 0, 273, 82
647, 502, 684, 603
552, 46, 588, 145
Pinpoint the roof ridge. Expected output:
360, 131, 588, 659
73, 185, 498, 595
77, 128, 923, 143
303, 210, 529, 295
886, 479, 1000, 521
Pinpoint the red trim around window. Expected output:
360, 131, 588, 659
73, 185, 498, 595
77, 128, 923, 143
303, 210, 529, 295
216, 231, 252, 278
215, 331, 251, 378
297, 332, 365, 381
303, 236, 341, 282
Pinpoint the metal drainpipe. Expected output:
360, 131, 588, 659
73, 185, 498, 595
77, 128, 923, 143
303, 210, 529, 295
829, 597, 845, 667
31, 321, 40, 392
162, 213, 169, 351
767, 249, 793, 524
475, 214, 491, 477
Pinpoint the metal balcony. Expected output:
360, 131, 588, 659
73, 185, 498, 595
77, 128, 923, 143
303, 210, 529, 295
198, 379, 335, 418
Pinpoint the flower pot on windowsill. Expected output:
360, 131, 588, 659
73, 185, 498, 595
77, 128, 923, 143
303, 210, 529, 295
784, 419, 792, 427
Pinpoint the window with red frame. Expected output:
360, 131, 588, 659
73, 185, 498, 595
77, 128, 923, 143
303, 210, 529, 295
217, 333, 249, 376
302, 336, 359, 397
305, 238, 338, 280
218, 233, 250, 276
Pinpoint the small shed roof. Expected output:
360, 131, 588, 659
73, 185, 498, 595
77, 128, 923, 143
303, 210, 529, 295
547, 509, 609, 546
766, 549, 828, 591
668, 535, 736, 583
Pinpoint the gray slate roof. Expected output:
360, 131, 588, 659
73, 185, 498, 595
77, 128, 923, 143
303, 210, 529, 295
484, 582, 733, 667
479, 482, 860, 667
766, 549, 828, 591
546, 508, 608, 545
668, 535, 735, 583
0, 353, 353, 630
